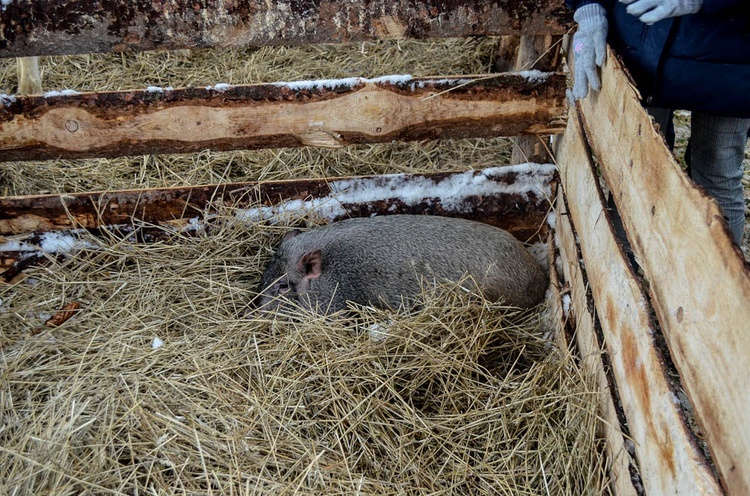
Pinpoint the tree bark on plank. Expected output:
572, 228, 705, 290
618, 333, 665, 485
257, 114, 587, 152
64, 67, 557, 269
0, 73, 567, 162
0, 169, 554, 237
0, 0, 573, 58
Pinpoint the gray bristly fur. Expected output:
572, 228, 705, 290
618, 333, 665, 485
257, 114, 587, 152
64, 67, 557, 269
252, 214, 549, 316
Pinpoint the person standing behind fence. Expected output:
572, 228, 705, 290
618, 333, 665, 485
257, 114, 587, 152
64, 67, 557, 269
567, 0, 750, 246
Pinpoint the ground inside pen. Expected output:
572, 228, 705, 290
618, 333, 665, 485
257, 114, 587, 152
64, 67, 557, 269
0, 215, 608, 495
1, 38, 608, 494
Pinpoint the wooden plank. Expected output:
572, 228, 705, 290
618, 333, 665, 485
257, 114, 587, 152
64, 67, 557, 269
0, 0, 573, 59
557, 108, 721, 494
0, 73, 567, 162
578, 47, 750, 495
555, 191, 640, 496
510, 34, 563, 165
0, 165, 556, 277
545, 226, 568, 353
16, 56, 42, 94
545, 251, 565, 351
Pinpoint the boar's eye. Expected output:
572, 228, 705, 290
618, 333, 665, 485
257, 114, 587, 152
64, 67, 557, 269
276, 281, 291, 293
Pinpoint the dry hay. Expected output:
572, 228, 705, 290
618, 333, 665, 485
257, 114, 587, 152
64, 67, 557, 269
1, 38, 608, 494
0, 39, 518, 196
0, 212, 608, 495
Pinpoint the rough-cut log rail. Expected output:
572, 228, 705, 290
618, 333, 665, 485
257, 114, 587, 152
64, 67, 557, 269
0, 73, 567, 162
0, 0, 573, 58
0, 166, 556, 278
581, 47, 750, 495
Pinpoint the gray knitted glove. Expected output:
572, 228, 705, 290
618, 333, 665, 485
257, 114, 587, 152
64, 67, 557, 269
620, 0, 702, 24
572, 4, 608, 100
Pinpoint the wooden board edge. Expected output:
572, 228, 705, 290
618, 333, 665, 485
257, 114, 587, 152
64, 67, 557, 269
0, 0, 572, 58
0, 165, 556, 236
555, 191, 640, 496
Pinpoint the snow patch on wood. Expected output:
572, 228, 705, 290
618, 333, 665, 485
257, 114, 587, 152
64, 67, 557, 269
145, 85, 174, 93
44, 89, 81, 98
517, 70, 550, 83
0, 231, 98, 254
273, 75, 413, 91
546, 211, 557, 230
237, 164, 556, 223
1, 94, 16, 106
206, 83, 232, 92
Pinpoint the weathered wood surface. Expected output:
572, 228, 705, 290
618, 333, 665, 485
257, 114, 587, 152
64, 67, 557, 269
510, 34, 563, 165
0, 0, 573, 58
16, 56, 42, 94
555, 192, 641, 496
0, 165, 556, 277
580, 47, 750, 495
545, 232, 568, 353
0, 73, 567, 162
556, 108, 721, 495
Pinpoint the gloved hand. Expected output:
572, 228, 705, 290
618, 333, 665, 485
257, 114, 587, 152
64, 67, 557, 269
571, 3, 608, 100
620, 0, 702, 24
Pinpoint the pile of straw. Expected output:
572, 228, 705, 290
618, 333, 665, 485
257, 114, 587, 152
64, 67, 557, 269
1, 38, 609, 494
1, 214, 607, 494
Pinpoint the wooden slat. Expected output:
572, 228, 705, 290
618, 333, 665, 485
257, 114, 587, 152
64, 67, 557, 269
510, 34, 564, 165
0, 74, 567, 162
0, 0, 573, 59
545, 229, 568, 354
0, 166, 556, 276
555, 192, 641, 496
16, 56, 42, 94
557, 108, 721, 494
579, 47, 750, 495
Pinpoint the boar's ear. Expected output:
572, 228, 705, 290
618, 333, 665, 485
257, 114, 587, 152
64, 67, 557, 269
299, 250, 322, 279
282, 229, 302, 242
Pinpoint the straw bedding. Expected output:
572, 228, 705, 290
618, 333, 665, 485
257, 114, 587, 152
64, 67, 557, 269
1, 39, 609, 494
0, 212, 607, 495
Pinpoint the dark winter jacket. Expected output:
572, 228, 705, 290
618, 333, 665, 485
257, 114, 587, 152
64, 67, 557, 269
566, 0, 750, 117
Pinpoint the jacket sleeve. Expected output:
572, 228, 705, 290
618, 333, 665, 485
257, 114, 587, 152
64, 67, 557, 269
567, 0, 740, 14
565, 0, 613, 12
700, 0, 746, 14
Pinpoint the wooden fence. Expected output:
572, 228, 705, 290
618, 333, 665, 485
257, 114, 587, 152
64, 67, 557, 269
1, 1, 749, 494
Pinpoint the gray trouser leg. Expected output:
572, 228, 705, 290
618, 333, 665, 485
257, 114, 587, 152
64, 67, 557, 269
689, 111, 750, 245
